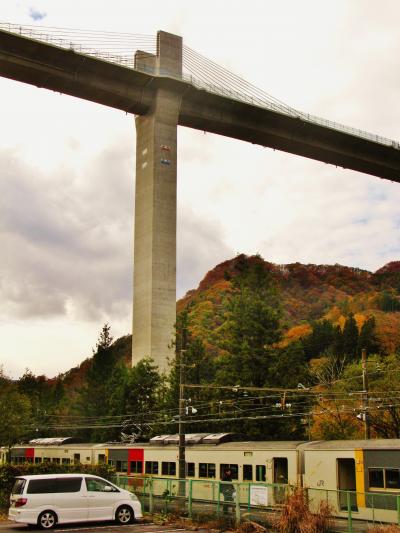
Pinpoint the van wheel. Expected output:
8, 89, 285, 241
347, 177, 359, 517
115, 505, 134, 524
38, 510, 57, 529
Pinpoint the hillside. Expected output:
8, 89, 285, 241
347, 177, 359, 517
178, 255, 400, 356
63, 255, 400, 390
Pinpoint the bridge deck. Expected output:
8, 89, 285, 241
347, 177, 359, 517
1, 28, 399, 182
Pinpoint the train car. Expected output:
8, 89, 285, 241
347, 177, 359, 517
9, 437, 104, 466
301, 439, 400, 524
106, 434, 302, 484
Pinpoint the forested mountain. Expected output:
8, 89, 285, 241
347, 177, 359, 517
2, 254, 400, 445
178, 255, 400, 356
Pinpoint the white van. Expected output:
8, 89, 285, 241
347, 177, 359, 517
8, 473, 142, 529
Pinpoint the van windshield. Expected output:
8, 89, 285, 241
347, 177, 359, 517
12, 479, 26, 495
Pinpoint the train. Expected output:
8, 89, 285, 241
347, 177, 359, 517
3, 433, 400, 524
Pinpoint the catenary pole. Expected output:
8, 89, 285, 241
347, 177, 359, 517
361, 348, 371, 439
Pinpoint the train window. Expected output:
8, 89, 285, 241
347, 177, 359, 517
145, 461, 159, 475
369, 468, 384, 489
256, 465, 266, 482
187, 463, 195, 477
62, 458, 70, 465
43, 457, 51, 463
243, 464, 253, 481
98, 454, 106, 464
199, 463, 216, 478
34, 457, 42, 464
116, 460, 128, 473
386, 469, 400, 489
162, 462, 176, 476
130, 460, 143, 474
52, 458, 60, 464
108, 459, 114, 466
220, 464, 238, 480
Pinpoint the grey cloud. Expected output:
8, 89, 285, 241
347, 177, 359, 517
177, 206, 233, 298
259, 168, 400, 272
0, 144, 134, 322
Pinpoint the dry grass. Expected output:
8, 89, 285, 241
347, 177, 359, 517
368, 526, 400, 533
273, 488, 333, 533
236, 520, 269, 533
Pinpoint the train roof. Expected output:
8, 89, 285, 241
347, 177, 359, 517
299, 439, 400, 451
17, 437, 400, 451
28, 437, 83, 446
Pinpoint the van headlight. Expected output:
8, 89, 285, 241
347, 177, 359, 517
130, 493, 139, 501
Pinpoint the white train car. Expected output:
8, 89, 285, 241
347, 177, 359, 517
302, 439, 400, 524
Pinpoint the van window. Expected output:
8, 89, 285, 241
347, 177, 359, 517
27, 479, 56, 494
85, 477, 119, 493
56, 478, 82, 493
12, 479, 26, 495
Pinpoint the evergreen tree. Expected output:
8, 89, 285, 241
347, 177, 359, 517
0, 379, 32, 455
302, 320, 337, 360
357, 316, 380, 357
217, 257, 282, 387
78, 324, 117, 440
378, 291, 400, 312
342, 313, 359, 360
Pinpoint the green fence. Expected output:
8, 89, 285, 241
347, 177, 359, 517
114, 475, 400, 532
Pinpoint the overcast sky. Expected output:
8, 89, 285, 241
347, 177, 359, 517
1, 1, 399, 378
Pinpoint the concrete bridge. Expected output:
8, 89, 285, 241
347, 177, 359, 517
1, 25, 399, 370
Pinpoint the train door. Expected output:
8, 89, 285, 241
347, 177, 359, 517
273, 458, 288, 504
337, 458, 357, 511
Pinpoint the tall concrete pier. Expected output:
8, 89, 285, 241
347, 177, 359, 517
132, 32, 183, 371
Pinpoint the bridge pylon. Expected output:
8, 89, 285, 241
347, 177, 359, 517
132, 31, 183, 371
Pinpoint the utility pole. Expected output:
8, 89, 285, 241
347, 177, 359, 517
178, 317, 187, 498
361, 348, 371, 439
178, 346, 186, 481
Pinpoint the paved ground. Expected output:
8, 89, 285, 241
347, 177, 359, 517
0, 522, 197, 533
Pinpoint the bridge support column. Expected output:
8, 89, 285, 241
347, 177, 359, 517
132, 32, 182, 371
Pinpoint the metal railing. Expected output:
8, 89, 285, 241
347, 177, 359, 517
114, 474, 400, 532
